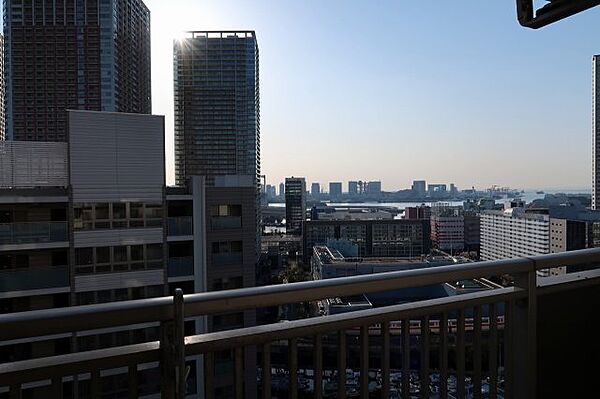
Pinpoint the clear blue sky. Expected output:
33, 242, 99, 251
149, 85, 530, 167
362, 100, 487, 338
12, 1, 600, 191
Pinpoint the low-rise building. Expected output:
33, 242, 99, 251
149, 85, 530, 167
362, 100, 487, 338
430, 205, 464, 252
304, 219, 431, 261
311, 245, 497, 314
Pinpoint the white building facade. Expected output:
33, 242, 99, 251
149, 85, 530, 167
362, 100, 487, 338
480, 208, 550, 261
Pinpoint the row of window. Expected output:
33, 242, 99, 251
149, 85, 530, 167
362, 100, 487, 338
75, 244, 162, 275
74, 202, 162, 230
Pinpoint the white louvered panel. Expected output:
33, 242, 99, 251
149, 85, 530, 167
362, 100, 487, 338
74, 269, 165, 293
0, 141, 68, 188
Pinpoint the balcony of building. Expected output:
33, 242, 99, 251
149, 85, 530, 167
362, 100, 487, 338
0, 265, 69, 296
168, 241, 195, 280
0, 222, 68, 247
167, 201, 194, 239
0, 249, 599, 398
0, 203, 69, 250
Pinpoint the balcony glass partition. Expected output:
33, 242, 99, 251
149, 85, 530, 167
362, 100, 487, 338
0, 265, 69, 292
0, 222, 68, 245
167, 217, 193, 236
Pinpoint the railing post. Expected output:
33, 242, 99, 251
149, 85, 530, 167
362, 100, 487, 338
512, 259, 537, 398
174, 289, 186, 398
161, 288, 186, 399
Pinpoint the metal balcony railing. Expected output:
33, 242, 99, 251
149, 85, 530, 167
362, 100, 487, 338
167, 216, 193, 236
0, 249, 599, 398
0, 222, 68, 245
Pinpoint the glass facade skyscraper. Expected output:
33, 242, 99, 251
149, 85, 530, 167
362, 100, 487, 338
173, 31, 260, 187
3, 0, 151, 141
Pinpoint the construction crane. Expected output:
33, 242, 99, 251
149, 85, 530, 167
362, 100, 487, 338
517, 0, 600, 28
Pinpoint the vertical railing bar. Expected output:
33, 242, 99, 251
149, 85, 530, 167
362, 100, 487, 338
174, 289, 186, 399
262, 343, 272, 399
205, 352, 215, 399
91, 369, 101, 399
289, 337, 298, 399
128, 364, 139, 399
235, 347, 244, 399
382, 321, 391, 399
360, 325, 369, 399
473, 305, 482, 399
402, 318, 410, 399
527, 266, 538, 399
314, 334, 323, 399
440, 313, 448, 399
51, 376, 62, 398
420, 316, 430, 399
504, 299, 514, 398
457, 309, 466, 399
9, 384, 22, 399
338, 330, 347, 399
489, 303, 498, 399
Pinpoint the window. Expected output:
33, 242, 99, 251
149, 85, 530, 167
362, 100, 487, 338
75, 248, 93, 265
130, 203, 144, 226
113, 203, 127, 228
210, 204, 242, 217
146, 244, 163, 260
96, 247, 111, 264
72, 202, 165, 230
113, 246, 128, 263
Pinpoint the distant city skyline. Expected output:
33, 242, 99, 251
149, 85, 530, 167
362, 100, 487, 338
149, 2, 598, 189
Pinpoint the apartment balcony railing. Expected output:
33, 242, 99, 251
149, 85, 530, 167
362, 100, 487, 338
0, 249, 599, 398
210, 215, 242, 230
212, 252, 243, 265
0, 265, 69, 293
167, 216, 193, 236
168, 256, 194, 278
0, 222, 68, 245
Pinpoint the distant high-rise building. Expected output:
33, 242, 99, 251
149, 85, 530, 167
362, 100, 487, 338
285, 177, 306, 235
0, 35, 4, 141
311, 182, 321, 197
279, 182, 285, 197
348, 181, 359, 196
173, 31, 259, 187
365, 181, 382, 195
329, 182, 342, 198
3, 0, 152, 141
265, 184, 277, 199
428, 184, 447, 196
593, 55, 600, 209
412, 180, 426, 196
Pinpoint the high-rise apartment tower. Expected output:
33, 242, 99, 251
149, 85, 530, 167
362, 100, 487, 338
3, 0, 152, 141
173, 31, 260, 187
593, 55, 600, 209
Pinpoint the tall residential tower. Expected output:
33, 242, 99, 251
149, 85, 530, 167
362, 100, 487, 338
173, 31, 260, 187
593, 55, 600, 209
285, 177, 307, 236
3, 0, 152, 141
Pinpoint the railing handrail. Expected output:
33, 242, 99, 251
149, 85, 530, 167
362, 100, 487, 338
1, 247, 599, 341
0, 287, 521, 386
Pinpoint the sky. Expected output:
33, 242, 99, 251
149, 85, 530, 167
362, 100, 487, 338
151, 1, 599, 190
